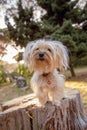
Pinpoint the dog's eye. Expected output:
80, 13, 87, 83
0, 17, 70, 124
36, 48, 39, 50
48, 48, 51, 52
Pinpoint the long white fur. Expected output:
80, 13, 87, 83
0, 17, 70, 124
23, 39, 69, 106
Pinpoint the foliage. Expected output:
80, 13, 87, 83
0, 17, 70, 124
0, 62, 32, 85
16, 64, 32, 79
13, 52, 23, 62
5, 0, 45, 47
72, 56, 87, 67
76, 43, 87, 57
37, 0, 87, 58
12, 64, 32, 86
4, 0, 87, 68
37, 0, 87, 25
51, 20, 87, 58
38, 0, 76, 25
51, 20, 77, 53
0, 65, 10, 84
0, 29, 11, 56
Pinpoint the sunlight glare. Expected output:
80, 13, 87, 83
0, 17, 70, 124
1, 45, 24, 64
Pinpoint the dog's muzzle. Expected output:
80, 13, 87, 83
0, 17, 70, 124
38, 52, 45, 60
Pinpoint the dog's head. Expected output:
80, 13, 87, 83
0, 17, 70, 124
23, 39, 69, 73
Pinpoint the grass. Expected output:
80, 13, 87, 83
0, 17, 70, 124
65, 66, 87, 107
74, 66, 87, 74
65, 81, 87, 106
0, 83, 32, 104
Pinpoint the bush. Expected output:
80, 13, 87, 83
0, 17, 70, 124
72, 56, 87, 67
76, 43, 87, 57
16, 64, 32, 79
0, 65, 7, 84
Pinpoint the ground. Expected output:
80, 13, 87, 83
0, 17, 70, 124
0, 66, 87, 115
65, 67, 87, 116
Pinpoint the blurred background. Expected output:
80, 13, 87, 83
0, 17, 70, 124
0, 0, 87, 110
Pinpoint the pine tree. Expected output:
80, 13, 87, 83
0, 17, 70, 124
5, 0, 87, 71
37, 0, 87, 62
5, 0, 44, 47
37, 0, 87, 45
37, 0, 87, 25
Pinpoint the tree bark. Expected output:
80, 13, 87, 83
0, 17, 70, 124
0, 89, 87, 130
69, 57, 76, 77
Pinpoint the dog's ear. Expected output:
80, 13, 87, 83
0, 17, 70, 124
54, 41, 69, 71
23, 42, 33, 67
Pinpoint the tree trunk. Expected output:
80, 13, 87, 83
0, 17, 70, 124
69, 57, 76, 77
0, 89, 87, 130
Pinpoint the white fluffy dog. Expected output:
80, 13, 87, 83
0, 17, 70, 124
23, 39, 69, 106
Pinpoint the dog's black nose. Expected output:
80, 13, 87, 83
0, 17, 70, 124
39, 53, 44, 57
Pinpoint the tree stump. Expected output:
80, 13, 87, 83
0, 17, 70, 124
0, 89, 87, 130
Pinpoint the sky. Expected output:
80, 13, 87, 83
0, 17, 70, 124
0, 7, 7, 29
0, 0, 18, 29
1, 45, 24, 63
0, 2, 23, 64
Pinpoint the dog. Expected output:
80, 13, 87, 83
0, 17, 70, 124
23, 39, 69, 106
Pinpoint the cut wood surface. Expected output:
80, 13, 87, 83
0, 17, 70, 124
0, 89, 87, 130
